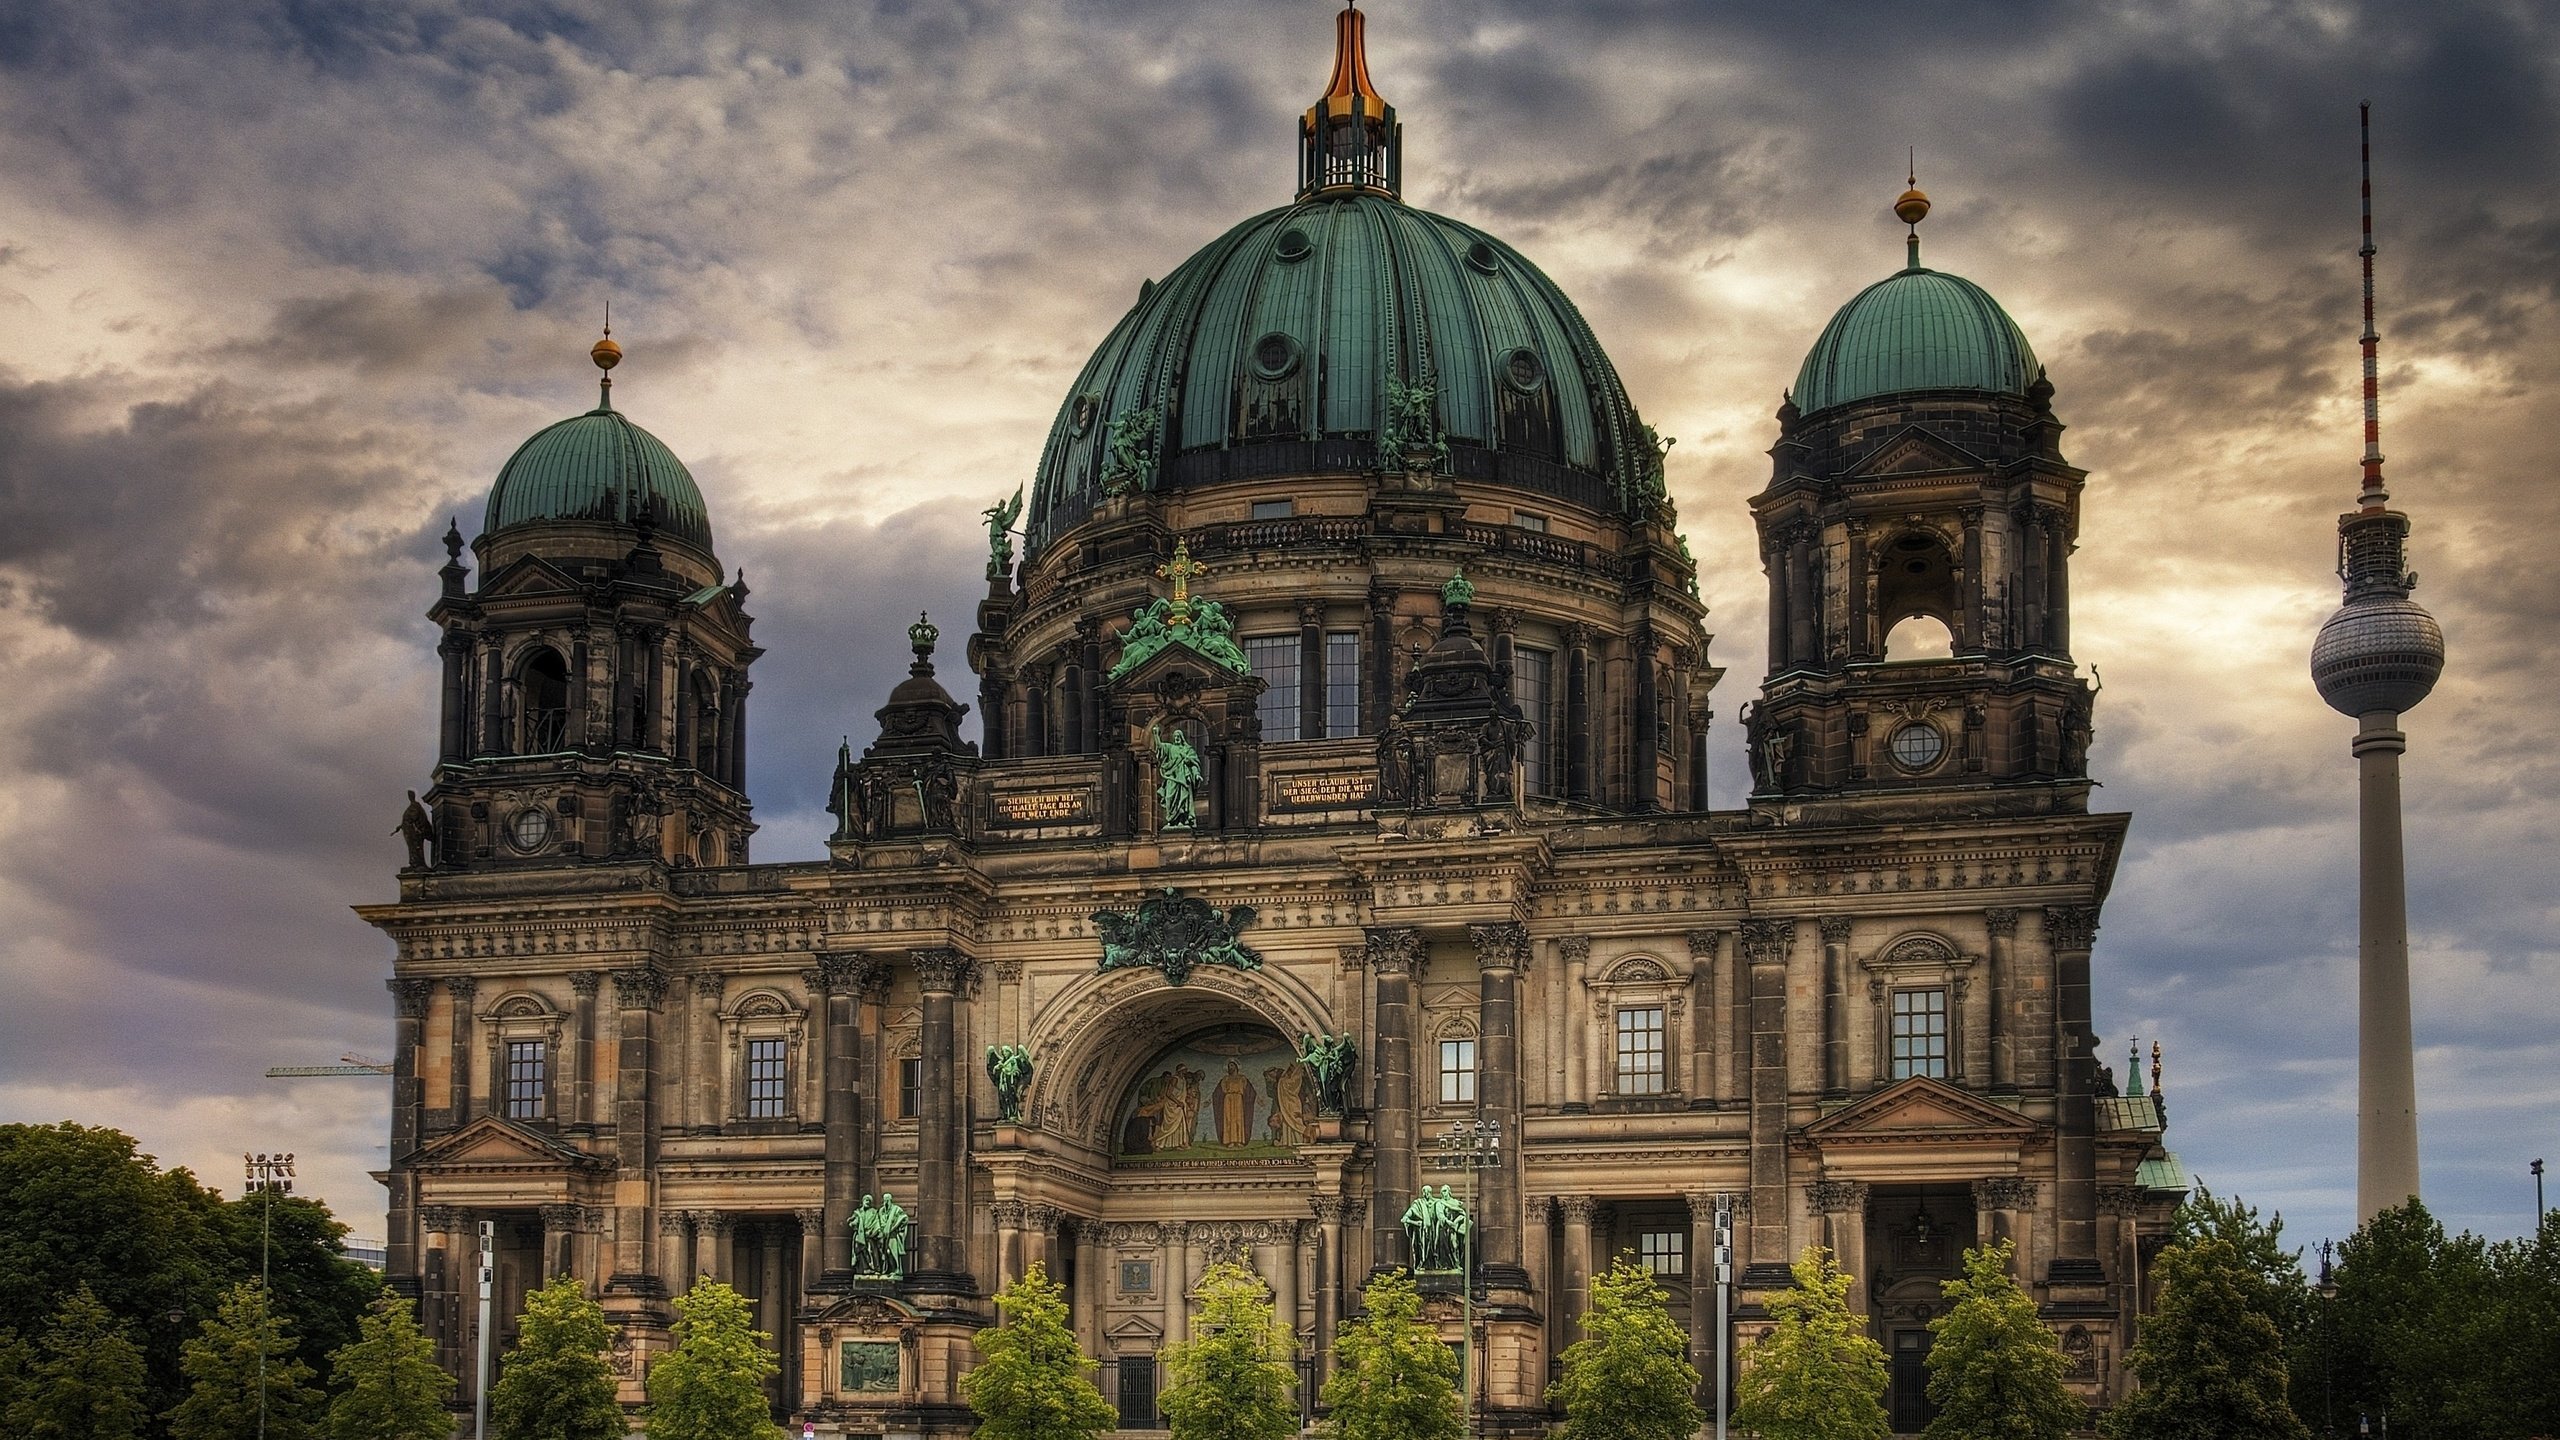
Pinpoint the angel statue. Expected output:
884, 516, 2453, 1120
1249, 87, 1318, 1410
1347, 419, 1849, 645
983, 485, 1024, 577
986, 1044, 1034, 1123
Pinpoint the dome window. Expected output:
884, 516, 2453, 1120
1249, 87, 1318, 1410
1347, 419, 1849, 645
1887, 722, 1948, 773
1466, 240, 1502, 274
1275, 227, 1314, 262
1502, 347, 1547, 393
1250, 332, 1303, 382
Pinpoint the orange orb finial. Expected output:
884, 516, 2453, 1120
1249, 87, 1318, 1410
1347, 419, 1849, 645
1895, 185, 1931, 226
590, 331, 622, 372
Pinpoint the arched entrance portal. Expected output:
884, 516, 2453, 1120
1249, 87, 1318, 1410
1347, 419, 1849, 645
1114, 1024, 1321, 1164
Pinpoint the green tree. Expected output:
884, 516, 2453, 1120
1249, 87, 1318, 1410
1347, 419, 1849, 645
6, 1285, 150, 1440
1921, 1241, 2082, 1440
220, 1189, 384, 1390
2175, 1187, 2308, 1344
1319, 1270, 1459, 1440
1731, 1245, 1888, 1440
1160, 1259, 1298, 1440
962, 1262, 1116, 1440
0, 1327, 33, 1426
488, 1275, 623, 1440
1548, 1255, 1703, 1440
2103, 1237, 2306, 1440
169, 1280, 326, 1440
325, 1290, 455, 1440
642, 1281, 781, 1440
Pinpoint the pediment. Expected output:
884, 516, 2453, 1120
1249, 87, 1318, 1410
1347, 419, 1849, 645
1802, 1076, 2042, 1144
475, 554, 583, 600
1107, 1314, 1164, 1341
1843, 426, 1986, 480
1105, 639, 1261, 699
406, 1115, 608, 1172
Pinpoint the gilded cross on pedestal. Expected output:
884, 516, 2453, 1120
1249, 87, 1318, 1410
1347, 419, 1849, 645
1156, 540, 1209, 629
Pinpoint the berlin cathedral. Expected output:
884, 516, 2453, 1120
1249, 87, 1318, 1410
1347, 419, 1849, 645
359, 7, 2182, 1434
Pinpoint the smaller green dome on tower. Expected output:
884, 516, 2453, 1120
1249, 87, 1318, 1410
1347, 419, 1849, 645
1792, 195, 2040, 416
483, 332, 714, 551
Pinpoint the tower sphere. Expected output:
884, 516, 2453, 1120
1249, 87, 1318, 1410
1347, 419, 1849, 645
2312, 594, 2443, 717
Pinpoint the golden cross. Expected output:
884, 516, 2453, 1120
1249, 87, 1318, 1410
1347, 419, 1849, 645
1156, 540, 1209, 609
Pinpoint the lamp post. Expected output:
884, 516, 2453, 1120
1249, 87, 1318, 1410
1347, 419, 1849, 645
2316, 1239, 2339, 1440
243, 1152, 295, 1440
2534, 1159, 2545, 1225
1428, 1118, 1502, 1440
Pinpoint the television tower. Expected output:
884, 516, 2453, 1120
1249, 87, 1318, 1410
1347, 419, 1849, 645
2310, 103, 2445, 1224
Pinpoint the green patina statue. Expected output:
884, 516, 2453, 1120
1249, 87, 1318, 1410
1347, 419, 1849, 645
1380, 376, 1447, 472
1108, 540, 1251, 680
1639, 422, 1674, 499
847, 1192, 912, 1280
986, 1043, 1034, 1123
982, 485, 1023, 576
1401, 1185, 1471, 1274
1094, 887, 1261, 986
1100, 407, 1161, 495
1152, 723, 1203, 829
1296, 1032, 1357, 1116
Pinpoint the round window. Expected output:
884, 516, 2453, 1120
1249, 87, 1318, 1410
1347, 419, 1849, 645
1250, 332, 1301, 381
1887, 723, 1947, 772
1502, 347, 1546, 392
509, 807, 554, 852
1465, 240, 1502, 274
1274, 227, 1313, 261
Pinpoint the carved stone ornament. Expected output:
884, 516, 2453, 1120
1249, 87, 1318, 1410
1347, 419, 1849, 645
1558, 935, 1593, 966
2045, 905, 2101, 953
1806, 1180, 1871, 1216
1365, 927, 1423, 976
568, 970, 603, 998
1983, 908, 2020, 938
1093, 888, 1262, 986
1740, 918, 1795, 965
1684, 930, 1722, 961
817, 951, 881, 996
2096, 1184, 2145, 1218
609, 967, 666, 1009
391, 978, 436, 1018
1307, 1195, 1356, 1224
909, 948, 977, 995
1820, 915, 1855, 944
1468, 922, 1529, 969
1972, 1176, 2039, 1211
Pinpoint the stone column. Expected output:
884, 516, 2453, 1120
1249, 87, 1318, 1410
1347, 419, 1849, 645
700, 1212, 734, 1285
1564, 625, 1593, 803
2046, 505, 2072, 655
420, 1204, 461, 1369
606, 967, 665, 1291
1367, 927, 1421, 1269
566, 970, 600, 1126
1632, 621, 1660, 810
993, 1200, 1026, 1288
1683, 1191, 1720, 1397
1469, 922, 1528, 1283
1764, 536, 1790, 675
387, 979, 434, 1293
2017, 504, 2050, 652
1258, 1227, 1300, 1356
759, 1227, 787, 1341
817, 952, 875, 1281
446, 977, 478, 1121
1809, 1181, 1870, 1316
1309, 1196, 1349, 1384
1365, 583, 1396, 737
1525, 1195, 1555, 1361
2046, 907, 2101, 1268
1819, 917, 1852, 1097
2100, 1185, 2143, 1345
1560, 937, 1591, 1110
1740, 920, 1795, 1272
910, 947, 977, 1290
1972, 1177, 2036, 1284
1685, 933, 1720, 1101
691, 973, 726, 1130
1299, 599, 1327, 739
1559, 1196, 1596, 1337
798, 1208, 827, 1295
658, 1210, 695, 1295
1073, 1221, 1105, 1358
541, 1204, 580, 1281
1162, 1224, 1190, 1347
1983, 910, 2018, 1091
1017, 1204, 1057, 1280
1958, 506, 1986, 652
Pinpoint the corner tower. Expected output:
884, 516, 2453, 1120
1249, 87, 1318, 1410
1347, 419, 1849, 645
1746, 184, 2095, 803
417, 331, 760, 871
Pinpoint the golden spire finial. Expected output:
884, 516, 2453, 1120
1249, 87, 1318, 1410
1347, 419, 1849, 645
589, 302, 621, 409
1895, 151, 1930, 268
1155, 539, 1210, 628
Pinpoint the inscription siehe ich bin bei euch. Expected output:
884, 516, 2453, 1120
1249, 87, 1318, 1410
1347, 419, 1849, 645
991, 788, 1091, 825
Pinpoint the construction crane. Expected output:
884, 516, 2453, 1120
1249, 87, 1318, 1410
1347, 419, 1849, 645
265, 1053, 393, 1078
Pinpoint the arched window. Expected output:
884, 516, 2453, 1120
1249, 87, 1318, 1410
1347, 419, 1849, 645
689, 672, 720, 775
517, 647, 570, 753
1883, 614, 1955, 661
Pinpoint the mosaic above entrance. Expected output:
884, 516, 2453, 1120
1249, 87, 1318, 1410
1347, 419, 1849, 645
1115, 1025, 1316, 1165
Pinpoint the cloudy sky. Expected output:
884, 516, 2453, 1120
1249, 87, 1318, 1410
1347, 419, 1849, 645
1, 0, 2552, 1254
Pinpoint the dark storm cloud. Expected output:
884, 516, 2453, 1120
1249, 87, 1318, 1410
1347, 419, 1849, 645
0, 0, 2552, 1243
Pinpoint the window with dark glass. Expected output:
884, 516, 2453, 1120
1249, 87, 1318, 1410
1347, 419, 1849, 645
1251, 498, 1295, 520
1513, 510, 1549, 532
1117, 1354, 1159, 1429
518, 648, 570, 754
1890, 988, 1949, 1079
745, 1037, 789, 1118
503, 1040, 547, 1119
1438, 1038, 1476, 1104
898, 1056, 921, 1118
1638, 1230, 1686, 1276
1515, 647, 1555, 795
1248, 635, 1300, 741
1614, 1007, 1666, 1095
1324, 631, 1361, 737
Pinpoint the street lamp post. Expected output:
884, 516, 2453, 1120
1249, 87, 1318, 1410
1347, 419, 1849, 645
2533, 1159, 2545, 1225
243, 1153, 295, 1440
1428, 1118, 1503, 1440
2316, 1239, 2339, 1439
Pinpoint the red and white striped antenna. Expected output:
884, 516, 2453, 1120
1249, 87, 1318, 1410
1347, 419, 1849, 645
2357, 101, 2387, 511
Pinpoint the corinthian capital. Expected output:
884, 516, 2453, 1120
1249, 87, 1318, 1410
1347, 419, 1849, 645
609, 967, 666, 1009
1468, 923, 1529, 970
2043, 906, 2101, 954
909, 947, 977, 994
1364, 928, 1422, 976
1740, 918, 1795, 965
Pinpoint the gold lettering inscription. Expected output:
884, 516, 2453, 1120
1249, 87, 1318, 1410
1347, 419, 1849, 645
993, 790, 1089, 823
1275, 771, 1375, 810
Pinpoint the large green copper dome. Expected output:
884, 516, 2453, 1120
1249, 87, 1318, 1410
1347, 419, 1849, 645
1792, 262, 2041, 416
1025, 191, 1660, 549
484, 401, 713, 552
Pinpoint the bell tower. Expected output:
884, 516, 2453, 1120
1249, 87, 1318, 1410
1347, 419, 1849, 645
416, 331, 760, 871
1746, 185, 2096, 801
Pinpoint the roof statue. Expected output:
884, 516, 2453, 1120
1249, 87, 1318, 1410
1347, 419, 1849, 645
1402, 1184, 1470, 1274
847, 1193, 912, 1280
986, 1044, 1033, 1123
1151, 722, 1203, 830
1107, 541, 1251, 679
982, 485, 1023, 578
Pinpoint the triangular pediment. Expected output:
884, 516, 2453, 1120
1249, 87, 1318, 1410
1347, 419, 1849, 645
474, 554, 584, 600
405, 1115, 607, 1172
1844, 426, 1986, 480
1104, 639, 1260, 699
1107, 1314, 1165, 1341
1802, 1076, 2042, 1143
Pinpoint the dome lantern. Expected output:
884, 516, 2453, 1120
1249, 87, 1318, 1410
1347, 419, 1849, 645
1299, 2, 1400, 199
482, 331, 715, 554
1789, 188, 2040, 417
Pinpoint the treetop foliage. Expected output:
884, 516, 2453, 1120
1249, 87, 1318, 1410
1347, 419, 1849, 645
1159, 1259, 1299, 1440
325, 1290, 454, 1440
489, 1274, 623, 1440
2103, 1236, 2306, 1440
169, 1279, 327, 1440
1731, 1245, 1889, 1440
7, 1284, 151, 1440
963, 1262, 1118, 1440
1548, 1255, 1703, 1440
643, 1281, 782, 1440
1922, 1241, 2083, 1440
1319, 1270, 1459, 1440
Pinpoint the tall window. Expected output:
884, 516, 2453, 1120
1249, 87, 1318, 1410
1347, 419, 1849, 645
1637, 1230, 1686, 1277
518, 648, 570, 754
1890, 988, 1949, 1079
1438, 1038, 1477, 1104
1324, 631, 1362, 737
898, 1056, 921, 1118
1615, 1007, 1666, 1094
1515, 646, 1555, 795
1247, 635, 1300, 741
503, 1040, 547, 1120
745, 1037, 789, 1118
1117, 1355, 1159, 1430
